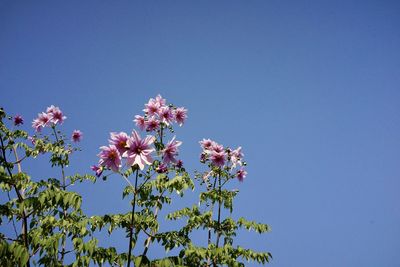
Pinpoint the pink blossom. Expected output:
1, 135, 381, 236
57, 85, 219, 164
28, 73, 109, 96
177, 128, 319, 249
143, 98, 160, 116
134, 115, 146, 131
14, 115, 23, 126
72, 130, 83, 142
174, 107, 187, 126
230, 146, 243, 168
159, 106, 174, 126
32, 119, 43, 132
210, 151, 226, 167
32, 112, 50, 132
32, 119, 42, 132
39, 112, 50, 125
199, 139, 214, 150
236, 168, 247, 182
123, 130, 155, 170
156, 163, 168, 173
98, 145, 121, 172
109, 132, 129, 154
162, 137, 182, 164
46, 105, 66, 125
145, 116, 160, 132
46, 105, 57, 114
91, 165, 103, 177
211, 143, 224, 153
231, 146, 243, 158
155, 94, 166, 107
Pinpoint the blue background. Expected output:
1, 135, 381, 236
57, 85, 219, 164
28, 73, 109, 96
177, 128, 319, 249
1, 1, 399, 266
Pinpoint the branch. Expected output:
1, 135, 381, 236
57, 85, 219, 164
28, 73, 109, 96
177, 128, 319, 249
0, 134, 31, 267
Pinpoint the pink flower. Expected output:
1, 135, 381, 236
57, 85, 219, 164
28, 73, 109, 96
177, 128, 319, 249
32, 112, 50, 132
32, 119, 42, 132
98, 145, 121, 172
210, 151, 226, 167
162, 137, 182, 164
143, 98, 160, 116
155, 94, 166, 107
123, 130, 155, 170
156, 163, 168, 173
236, 168, 247, 182
159, 106, 174, 126
134, 115, 146, 131
39, 112, 50, 125
46, 105, 66, 125
231, 146, 243, 158
46, 105, 57, 114
91, 165, 103, 177
174, 107, 187, 126
200, 139, 214, 150
145, 116, 160, 132
14, 115, 23, 126
72, 130, 83, 142
230, 146, 243, 168
211, 143, 224, 153
109, 132, 129, 154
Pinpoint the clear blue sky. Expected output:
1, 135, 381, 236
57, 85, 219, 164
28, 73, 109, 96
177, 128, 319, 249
1, 1, 400, 266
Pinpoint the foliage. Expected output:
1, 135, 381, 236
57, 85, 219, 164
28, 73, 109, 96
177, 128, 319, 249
0, 95, 271, 266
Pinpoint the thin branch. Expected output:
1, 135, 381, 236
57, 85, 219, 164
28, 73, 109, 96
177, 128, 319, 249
140, 189, 166, 265
127, 168, 139, 267
213, 172, 223, 267
3, 236, 19, 242
12, 145, 23, 173
52, 127, 68, 264
206, 175, 218, 267
0, 134, 31, 267
7, 191, 19, 238
215, 174, 222, 248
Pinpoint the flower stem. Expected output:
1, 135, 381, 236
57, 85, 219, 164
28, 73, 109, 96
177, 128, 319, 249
139, 189, 166, 266
206, 176, 218, 267
127, 168, 139, 267
213, 173, 222, 267
215, 174, 222, 248
52, 127, 68, 264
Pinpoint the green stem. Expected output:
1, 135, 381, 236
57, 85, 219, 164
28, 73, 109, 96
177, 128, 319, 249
206, 176, 218, 267
52, 127, 66, 190
127, 168, 139, 267
213, 173, 222, 267
160, 125, 164, 145
215, 174, 222, 248
139, 189, 166, 266
52, 127, 68, 264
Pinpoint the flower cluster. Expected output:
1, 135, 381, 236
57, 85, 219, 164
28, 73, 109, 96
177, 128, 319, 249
94, 130, 155, 175
93, 95, 186, 177
199, 139, 247, 182
31, 106, 83, 144
134, 94, 187, 132
32, 105, 66, 132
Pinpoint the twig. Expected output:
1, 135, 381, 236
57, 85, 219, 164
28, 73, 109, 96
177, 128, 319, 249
127, 168, 139, 267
